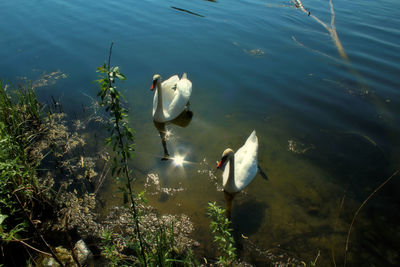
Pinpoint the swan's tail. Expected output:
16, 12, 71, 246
257, 164, 269, 181
181, 73, 187, 79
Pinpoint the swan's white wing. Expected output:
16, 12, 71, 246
162, 75, 179, 92
166, 74, 192, 120
234, 130, 258, 191
177, 73, 192, 99
161, 75, 179, 110
152, 75, 179, 117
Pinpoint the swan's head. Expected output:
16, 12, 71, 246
151, 74, 161, 91
217, 148, 234, 169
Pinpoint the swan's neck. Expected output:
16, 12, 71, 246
226, 154, 235, 189
155, 79, 163, 115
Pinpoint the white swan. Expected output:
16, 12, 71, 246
217, 130, 258, 194
150, 73, 192, 123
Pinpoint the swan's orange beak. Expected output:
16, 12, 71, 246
217, 161, 223, 169
150, 80, 157, 91
217, 158, 226, 169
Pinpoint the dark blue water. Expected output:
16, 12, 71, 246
1, 0, 400, 265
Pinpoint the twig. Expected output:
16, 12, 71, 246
13, 193, 65, 267
294, 0, 348, 61
312, 250, 320, 265
94, 163, 110, 195
344, 169, 400, 267
292, 36, 342, 63
22, 243, 39, 265
15, 240, 52, 256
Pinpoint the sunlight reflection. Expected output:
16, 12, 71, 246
172, 154, 186, 167
165, 129, 172, 139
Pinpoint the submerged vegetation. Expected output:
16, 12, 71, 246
1, 40, 397, 266
0, 57, 199, 265
0, 76, 320, 266
0, 47, 241, 266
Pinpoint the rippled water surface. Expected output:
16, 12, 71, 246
1, 0, 400, 265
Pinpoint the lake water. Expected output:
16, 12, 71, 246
1, 0, 400, 265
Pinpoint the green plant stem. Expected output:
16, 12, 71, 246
104, 42, 147, 266
115, 118, 147, 265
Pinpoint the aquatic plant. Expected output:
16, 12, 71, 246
96, 43, 148, 265
207, 202, 237, 266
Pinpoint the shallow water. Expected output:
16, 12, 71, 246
1, 0, 400, 265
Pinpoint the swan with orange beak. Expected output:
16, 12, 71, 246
150, 73, 192, 123
217, 130, 267, 218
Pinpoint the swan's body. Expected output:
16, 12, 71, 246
217, 130, 258, 194
151, 73, 192, 123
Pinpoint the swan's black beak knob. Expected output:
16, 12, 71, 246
150, 79, 157, 91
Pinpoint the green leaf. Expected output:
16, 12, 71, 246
0, 214, 8, 225
116, 73, 126, 80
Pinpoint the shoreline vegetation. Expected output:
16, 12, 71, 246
1, 46, 397, 266
0, 51, 269, 266
0, 57, 202, 266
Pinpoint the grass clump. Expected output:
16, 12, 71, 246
0, 81, 103, 266
0, 82, 41, 235
0, 81, 62, 265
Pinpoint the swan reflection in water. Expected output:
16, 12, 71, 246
153, 109, 193, 164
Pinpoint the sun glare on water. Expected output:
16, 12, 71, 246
172, 155, 185, 167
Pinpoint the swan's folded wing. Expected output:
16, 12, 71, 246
167, 78, 192, 118
162, 75, 179, 108
177, 78, 192, 99
153, 75, 179, 117
234, 131, 258, 191
162, 75, 179, 92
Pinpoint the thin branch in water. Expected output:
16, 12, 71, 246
293, 0, 348, 61
94, 163, 110, 195
344, 169, 400, 267
292, 35, 341, 63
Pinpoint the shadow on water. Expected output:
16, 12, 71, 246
296, 129, 391, 194
231, 198, 268, 236
290, 129, 400, 266
153, 109, 194, 160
